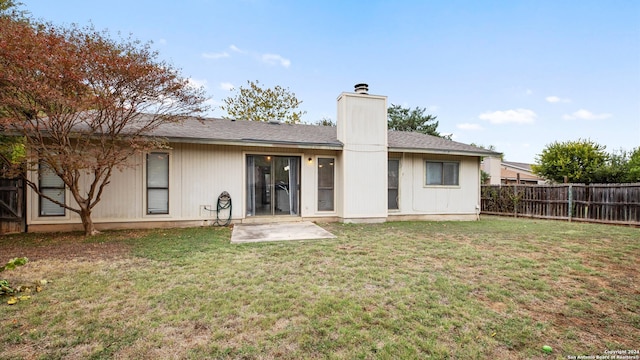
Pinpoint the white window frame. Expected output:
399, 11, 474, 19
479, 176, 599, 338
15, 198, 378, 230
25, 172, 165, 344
425, 160, 460, 186
146, 152, 170, 215
243, 150, 305, 218
38, 162, 66, 216
317, 156, 336, 212
388, 158, 400, 210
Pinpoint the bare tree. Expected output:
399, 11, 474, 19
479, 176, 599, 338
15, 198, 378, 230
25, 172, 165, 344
0, 18, 209, 235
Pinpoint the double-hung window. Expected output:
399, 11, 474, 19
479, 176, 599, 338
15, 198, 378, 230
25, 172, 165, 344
147, 152, 169, 214
39, 163, 65, 216
317, 157, 334, 211
388, 159, 399, 210
426, 161, 459, 186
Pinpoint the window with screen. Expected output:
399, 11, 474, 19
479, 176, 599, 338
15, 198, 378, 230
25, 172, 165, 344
39, 163, 65, 216
147, 152, 169, 214
388, 159, 399, 209
426, 161, 459, 186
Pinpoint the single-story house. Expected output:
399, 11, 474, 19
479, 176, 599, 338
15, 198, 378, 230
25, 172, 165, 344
26, 85, 501, 232
482, 157, 545, 185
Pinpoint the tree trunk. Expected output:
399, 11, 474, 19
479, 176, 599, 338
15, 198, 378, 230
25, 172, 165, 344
79, 207, 99, 236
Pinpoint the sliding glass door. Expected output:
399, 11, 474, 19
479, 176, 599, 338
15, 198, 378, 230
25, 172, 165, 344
246, 155, 300, 216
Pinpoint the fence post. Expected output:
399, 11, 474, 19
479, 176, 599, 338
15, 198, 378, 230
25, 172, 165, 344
585, 184, 590, 219
514, 183, 518, 218
568, 184, 572, 221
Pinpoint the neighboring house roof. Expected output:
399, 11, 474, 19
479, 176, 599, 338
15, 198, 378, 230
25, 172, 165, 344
502, 161, 535, 173
501, 168, 540, 182
497, 160, 544, 182
150, 117, 501, 157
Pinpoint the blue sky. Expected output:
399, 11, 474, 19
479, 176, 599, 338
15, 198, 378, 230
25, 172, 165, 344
23, 0, 640, 163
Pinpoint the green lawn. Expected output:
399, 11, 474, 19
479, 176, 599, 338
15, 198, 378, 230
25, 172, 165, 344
1, 217, 638, 359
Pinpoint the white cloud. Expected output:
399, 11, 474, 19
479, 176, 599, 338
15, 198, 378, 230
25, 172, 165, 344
187, 78, 208, 90
261, 53, 291, 68
202, 51, 230, 60
479, 109, 537, 124
229, 44, 245, 53
456, 123, 483, 130
219, 82, 234, 91
546, 95, 571, 103
562, 109, 612, 120
526, 89, 533, 95
221, 44, 291, 68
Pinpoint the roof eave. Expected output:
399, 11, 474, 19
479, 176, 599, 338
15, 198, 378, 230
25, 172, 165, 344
503, 164, 534, 172
165, 137, 343, 150
389, 147, 501, 157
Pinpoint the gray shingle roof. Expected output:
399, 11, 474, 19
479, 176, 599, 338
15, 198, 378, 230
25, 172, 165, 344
387, 130, 500, 156
151, 117, 501, 156
150, 117, 342, 148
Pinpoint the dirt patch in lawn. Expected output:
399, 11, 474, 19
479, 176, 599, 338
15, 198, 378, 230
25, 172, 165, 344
0, 231, 138, 264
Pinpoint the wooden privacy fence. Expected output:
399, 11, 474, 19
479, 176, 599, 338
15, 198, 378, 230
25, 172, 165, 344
481, 183, 640, 226
0, 177, 25, 234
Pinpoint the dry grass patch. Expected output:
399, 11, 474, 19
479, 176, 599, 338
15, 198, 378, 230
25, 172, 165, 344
0, 218, 638, 359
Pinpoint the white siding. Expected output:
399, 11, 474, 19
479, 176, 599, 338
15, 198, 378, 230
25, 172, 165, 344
25, 142, 482, 230
26, 144, 343, 229
175, 143, 244, 220
337, 93, 387, 147
395, 153, 480, 216
336, 92, 389, 222
339, 149, 387, 220
27, 155, 143, 225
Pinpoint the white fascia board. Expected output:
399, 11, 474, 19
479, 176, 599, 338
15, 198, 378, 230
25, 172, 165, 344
166, 137, 343, 150
388, 147, 495, 158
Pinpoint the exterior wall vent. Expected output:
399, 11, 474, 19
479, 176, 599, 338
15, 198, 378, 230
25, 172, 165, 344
354, 83, 369, 94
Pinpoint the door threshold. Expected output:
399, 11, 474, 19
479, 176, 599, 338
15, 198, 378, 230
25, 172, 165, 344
241, 216, 303, 224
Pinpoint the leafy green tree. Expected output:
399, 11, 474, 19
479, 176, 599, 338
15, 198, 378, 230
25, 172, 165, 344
471, 143, 503, 160
583, 147, 640, 183
221, 80, 306, 124
0, 136, 25, 176
592, 149, 630, 183
626, 148, 640, 182
314, 117, 335, 126
532, 139, 608, 184
480, 170, 491, 184
387, 104, 449, 139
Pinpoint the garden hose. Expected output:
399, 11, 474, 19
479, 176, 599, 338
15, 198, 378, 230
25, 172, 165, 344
214, 191, 232, 226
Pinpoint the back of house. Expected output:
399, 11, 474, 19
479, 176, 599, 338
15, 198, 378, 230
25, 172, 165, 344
25, 85, 500, 232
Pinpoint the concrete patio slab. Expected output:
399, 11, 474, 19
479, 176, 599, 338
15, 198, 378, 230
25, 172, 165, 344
231, 221, 336, 244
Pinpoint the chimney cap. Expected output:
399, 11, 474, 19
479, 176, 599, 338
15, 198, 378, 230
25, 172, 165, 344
354, 83, 369, 94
